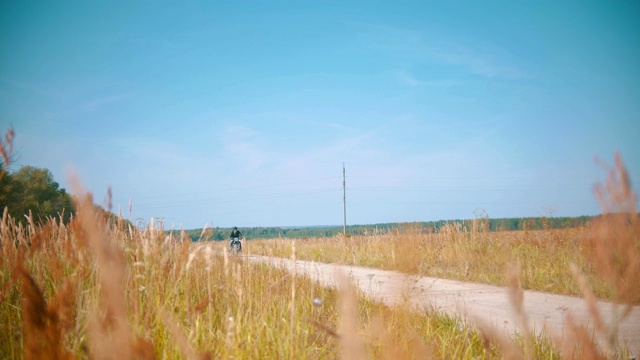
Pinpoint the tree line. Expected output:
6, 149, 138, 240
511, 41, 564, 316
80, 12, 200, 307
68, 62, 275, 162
184, 215, 598, 242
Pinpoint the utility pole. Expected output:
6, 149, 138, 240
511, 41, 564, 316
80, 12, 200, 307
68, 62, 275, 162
343, 163, 346, 235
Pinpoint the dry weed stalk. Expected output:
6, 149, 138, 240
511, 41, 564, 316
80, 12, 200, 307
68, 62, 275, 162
290, 239, 296, 334
0, 197, 80, 360
337, 273, 368, 360
591, 153, 640, 307
17, 264, 75, 360
365, 308, 434, 360
507, 261, 533, 359
69, 174, 153, 360
566, 152, 639, 358
160, 310, 211, 360
470, 153, 639, 360
476, 321, 525, 360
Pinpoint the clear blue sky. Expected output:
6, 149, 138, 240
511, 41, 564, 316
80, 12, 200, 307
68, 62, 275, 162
1, 1, 639, 229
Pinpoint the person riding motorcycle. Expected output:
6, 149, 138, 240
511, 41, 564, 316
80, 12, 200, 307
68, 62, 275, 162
229, 226, 242, 252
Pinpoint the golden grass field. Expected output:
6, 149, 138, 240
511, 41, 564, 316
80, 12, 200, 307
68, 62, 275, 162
0, 130, 638, 359
0, 197, 566, 360
250, 225, 618, 301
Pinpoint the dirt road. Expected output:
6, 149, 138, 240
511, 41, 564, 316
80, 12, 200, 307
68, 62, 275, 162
246, 255, 640, 357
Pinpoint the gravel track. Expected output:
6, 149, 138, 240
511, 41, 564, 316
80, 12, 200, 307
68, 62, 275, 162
245, 255, 640, 357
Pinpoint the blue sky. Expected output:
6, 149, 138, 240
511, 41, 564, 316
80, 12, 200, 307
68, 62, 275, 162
1, 1, 639, 229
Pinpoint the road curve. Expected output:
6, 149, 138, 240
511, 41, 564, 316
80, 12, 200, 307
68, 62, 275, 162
245, 255, 640, 358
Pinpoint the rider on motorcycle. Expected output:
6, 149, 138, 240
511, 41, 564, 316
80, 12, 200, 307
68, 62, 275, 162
229, 226, 242, 251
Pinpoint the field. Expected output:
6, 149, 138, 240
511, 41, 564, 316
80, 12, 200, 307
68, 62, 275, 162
0, 155, 638, 359
247, 155, 639, 307
0, 202, 553, 359
0, 199, 545, 359
250, 226, 610, 300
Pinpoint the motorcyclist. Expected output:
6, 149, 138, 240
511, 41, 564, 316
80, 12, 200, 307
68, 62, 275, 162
229, 226, 242, 251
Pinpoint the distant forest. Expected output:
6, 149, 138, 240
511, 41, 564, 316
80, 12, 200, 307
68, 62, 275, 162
184, 215, 597, 242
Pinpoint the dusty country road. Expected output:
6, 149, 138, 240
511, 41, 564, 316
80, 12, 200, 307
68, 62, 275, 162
245, 255, 640, 358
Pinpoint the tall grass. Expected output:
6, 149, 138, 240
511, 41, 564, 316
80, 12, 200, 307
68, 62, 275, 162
0, 125, 636, 359
251, 226, 615, 299
0, 187, 341, 358
248, 153, 639, 358
0, 177, 539, 359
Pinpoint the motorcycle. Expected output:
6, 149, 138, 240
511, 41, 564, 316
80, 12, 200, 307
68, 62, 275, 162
230, 237, 242, 254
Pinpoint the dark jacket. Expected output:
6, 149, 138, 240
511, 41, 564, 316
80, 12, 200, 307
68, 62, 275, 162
230, 229, 242, 239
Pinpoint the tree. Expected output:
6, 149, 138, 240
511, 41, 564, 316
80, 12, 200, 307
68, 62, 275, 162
0, 166, 74, 223
0, 170, 22, 216
0, 126, 15, 181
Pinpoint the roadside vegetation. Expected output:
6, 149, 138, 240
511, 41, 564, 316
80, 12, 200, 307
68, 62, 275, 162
251, 225, 615, 300
0, 178, 563, 359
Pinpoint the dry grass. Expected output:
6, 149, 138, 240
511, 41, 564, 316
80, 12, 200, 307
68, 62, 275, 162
251, 226, 613, 300
0, 125, 636, 359
0, 180, 503, 359
0, 176, 555, 359
0, 182, 342, 359
248, 152, 639, 358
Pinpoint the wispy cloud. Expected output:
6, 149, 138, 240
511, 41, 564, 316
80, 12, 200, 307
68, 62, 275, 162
395, 70, 424, 87
278, 122, 392, 177
352, 21, 533, 80
0, 76, 76, 100
222, 125, 271, 171
304, 120, 362, 133
425, 44, 533, 80
394, 69, 468, 88
349, 20, 423, 52
274, 112, 365, 133
80, 93, 132, 111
